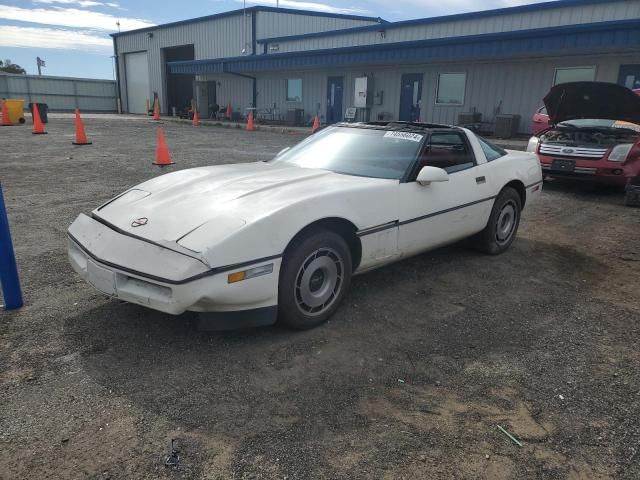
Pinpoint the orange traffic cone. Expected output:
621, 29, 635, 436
192, 110, 199, 127
246, 112, 255, 131
153, 99, 160, 121
72, 109, 92, 145
1, 99, 11, 126
312, 114, 320, 133
225, 103, 232, 120
32, 103, 47, 135
153, 128, 174, 166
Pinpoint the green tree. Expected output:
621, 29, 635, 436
0, 60, 26, 74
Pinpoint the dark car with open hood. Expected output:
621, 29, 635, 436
527, 82, 640, 206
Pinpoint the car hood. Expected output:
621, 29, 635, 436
543, 82, 640, 126
93, 162, 376, 245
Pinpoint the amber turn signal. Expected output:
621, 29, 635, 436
227, 271, 246, 284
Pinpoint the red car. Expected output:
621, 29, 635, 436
531, 106, 550, 135
527, 82, 640, 205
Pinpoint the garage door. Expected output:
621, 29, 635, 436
125, 51, 150, 114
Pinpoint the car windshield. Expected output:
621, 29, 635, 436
559, 118, 640, 132
269, 126, 424, 180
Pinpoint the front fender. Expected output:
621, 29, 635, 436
194, 183, 399, 268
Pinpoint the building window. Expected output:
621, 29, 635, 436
286, 78, 302, 102
436, 73, 466, 105
554, 66, 596, 85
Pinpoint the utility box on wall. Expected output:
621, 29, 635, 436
354, 77, 372, 108
495, 114, 520, 138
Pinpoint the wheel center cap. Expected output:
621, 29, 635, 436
309, 269, 325, 293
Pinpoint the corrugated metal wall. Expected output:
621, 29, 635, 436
255, 11, 379, 40
257, 71, 325, 123
194, 74, 254, 115
115, 13, 248, 113
0, 73, 117, 111
268, 0, 640, 53
243, 52, 640, 133
115, 10, 379, 113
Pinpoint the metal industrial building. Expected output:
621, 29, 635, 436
112, 0, 640, 133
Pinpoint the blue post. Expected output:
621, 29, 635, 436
0, 182, 23, 310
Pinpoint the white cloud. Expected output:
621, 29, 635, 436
34, 0, 124, 8
236, 0, 370, 15
34, 0, 103, 7
0, 5, 153, 31
0, 25, 112, 52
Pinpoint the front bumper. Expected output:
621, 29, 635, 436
539, 155, 632, 186
68, 214, 281, 315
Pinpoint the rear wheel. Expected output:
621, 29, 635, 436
473, 187, 522, 254
278, 230, 352, 329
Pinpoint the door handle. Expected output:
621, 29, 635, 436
475, 176, 486, 184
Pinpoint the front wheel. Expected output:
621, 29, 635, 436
473, 187, 522, 255
624, 179, 640, 207
278, 230, 352, 329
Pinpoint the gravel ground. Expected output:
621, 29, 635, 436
0, 116, 639, 479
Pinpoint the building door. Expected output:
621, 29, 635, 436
207, 81, 217, 109
124, 51, 149, 114
194, 81, 217, 118
326, 76, 344, 124
399, 74, 422, 122
618, 64, 640, 90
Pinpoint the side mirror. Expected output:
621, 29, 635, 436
416, 166, 449, 186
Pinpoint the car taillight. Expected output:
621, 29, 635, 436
609, 144, 633, 162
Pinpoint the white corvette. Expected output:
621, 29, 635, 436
68, 122, 542, 329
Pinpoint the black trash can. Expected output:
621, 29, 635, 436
28, 103, 48, 123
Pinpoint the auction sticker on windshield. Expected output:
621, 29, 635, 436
383, 131, 424, 142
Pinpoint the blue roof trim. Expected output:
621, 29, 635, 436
111, 6, 384, 38
256, 0, 623, 44
168, 19, 640, 75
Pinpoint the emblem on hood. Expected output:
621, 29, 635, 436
131, 217, 148, 227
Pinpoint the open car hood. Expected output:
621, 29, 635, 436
543, 82, 640, 126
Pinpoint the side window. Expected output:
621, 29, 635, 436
477, 136, 507, 162
417, 131, 475, 174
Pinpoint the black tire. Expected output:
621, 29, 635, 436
278, 229, 352, 330
624, 179, 640, 207
473, 187, 522, 255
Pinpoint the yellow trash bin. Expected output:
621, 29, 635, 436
4, 99, 26, 125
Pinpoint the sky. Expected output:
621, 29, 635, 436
0, 0, 553, 79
